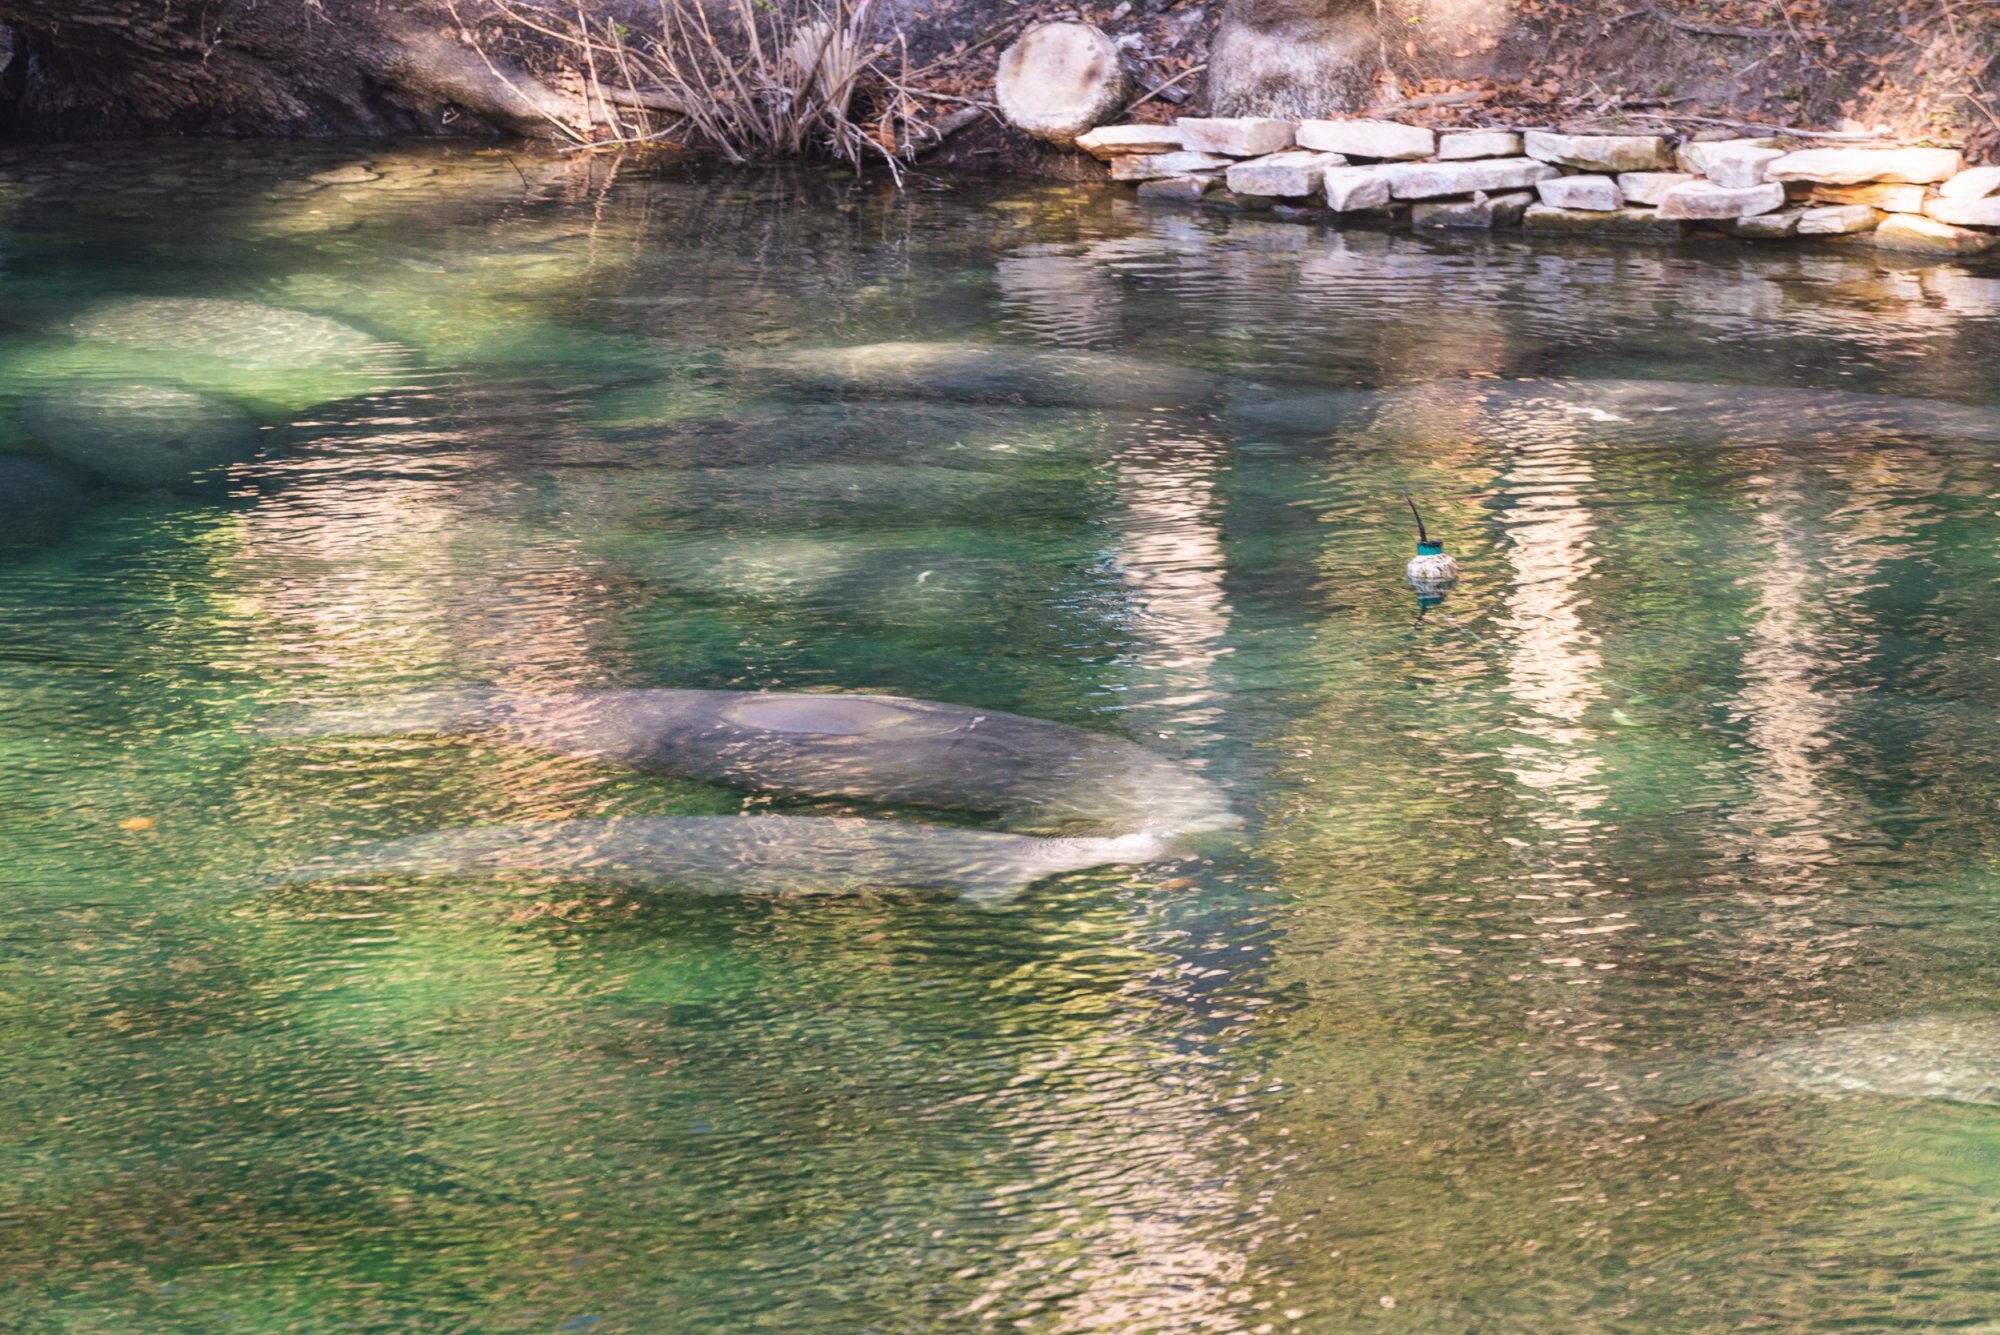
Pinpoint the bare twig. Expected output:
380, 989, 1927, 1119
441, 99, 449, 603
1645, 6, 1775, 40
1124, 63, 1207, 114
1626, 112, 1908, 141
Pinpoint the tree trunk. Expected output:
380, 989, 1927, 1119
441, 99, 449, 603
0, 0, 595, 138
1208, 0, 1381, 120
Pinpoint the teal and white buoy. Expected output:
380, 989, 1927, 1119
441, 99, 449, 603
1403, 490, 1459, 607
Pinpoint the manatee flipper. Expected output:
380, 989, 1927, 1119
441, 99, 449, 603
274, 816, 1173, 906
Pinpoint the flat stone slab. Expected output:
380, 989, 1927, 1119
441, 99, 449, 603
1677, 137, 1783, 176
1707, 146, 1789, 188
1724, 210, 1805, 239
1768, 147, 1963, 185
1296, 118, 1436, 160
1413, 191, 1534, 229
1321, 166, 1391, 212
1805, 182, 1930, 213
1525, 131, 1673, 172
1797, 204, 1882, 235
1617, 171, 1695, 206
1924, 196, 2000, 228
1109, 151, 1232, 181
1136, 175, 1211, 202
1438, 130, 1522, 160
1537, 175, 1622, 210
1176, 117, 1296, 157
1941, 166, 2000, 200
1378, 158, 1557, 200
1872, 213, 1999, 255
1524, 204, 1690, 237
1076, 124, 1186, 158
1226, 150, 1346, 198
1657, 180, 1786, 219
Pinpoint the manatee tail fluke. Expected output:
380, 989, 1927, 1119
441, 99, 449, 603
259, 687, 501, 740
952, 830, 1174, 910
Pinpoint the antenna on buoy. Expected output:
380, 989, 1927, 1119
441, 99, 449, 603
1403, 489, 1431, 550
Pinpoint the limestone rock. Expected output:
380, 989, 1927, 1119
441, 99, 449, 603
1108, 151, 1231, 181
1804, 182, 1930, 213
1227, 150, 1346, 198
1295, 118, 1435, 161
1524, 131, 1673, 173
1797, 204, 1882, 235
1706, 145, 1788, 188
1378, 158, 1557, 200
1536, 175, 1621, 210
1656, 180, 1786, 219
1677, 137, 1783, 176
1438, 130, 1522, 161
1724, 210, 1806, 238
1872, 214, 1999, 255
1924, 196, 2000, 228
1413, 191, 1534, 229
1202, 189, 1272, 212
1617, 171, 1695, 206
1321, 166, 1391, 212
995, 23, 1129, 147
1524, 204, 1691, 237
1075, 124, 1186, 158
1940, 166, 2000, 200
1176, 117, 1296, 157
19, 383, 263, 491
1767, 147, 1963, 185
1136, 176, 1210, 202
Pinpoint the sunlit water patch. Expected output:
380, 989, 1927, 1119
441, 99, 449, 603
2, 141, 1999, 1333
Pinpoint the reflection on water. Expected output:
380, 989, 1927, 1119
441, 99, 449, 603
2, 142, 2000, 1332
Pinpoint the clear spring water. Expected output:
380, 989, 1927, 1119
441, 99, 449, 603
4, 140, 2000, 1332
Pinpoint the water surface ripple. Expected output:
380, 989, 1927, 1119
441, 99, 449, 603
2, 142, 2000, 1333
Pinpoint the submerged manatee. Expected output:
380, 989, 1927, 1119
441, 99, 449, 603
526, 463, 1081, 532
18, 383, 263, 490
1233, 378, 2000, 449
747, 341, 1220, 409
1734, 1018, 2000, 1108
275, 815, 1170, 906
281, 689, 1237, 838
64, 298, 386, 371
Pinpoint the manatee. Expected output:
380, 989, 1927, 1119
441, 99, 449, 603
606, 400, 1112, 468
611, 533, 992, 604
526, 463, 1081, 531
18, 382, 263, 490
745, 341, 1220, 409
1733, 1018, 2000, 1108
64, 298, 385, 371
1233, 378, 2000, 449
277, 689, 1238, 838
273, 815, 1171, 906
0, 455, 92, 551
595, 531, 1080, 614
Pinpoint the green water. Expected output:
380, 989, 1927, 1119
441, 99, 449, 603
4, 141, 2000, 1333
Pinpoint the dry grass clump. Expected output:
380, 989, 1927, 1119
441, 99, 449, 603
464, 0, 974, 175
